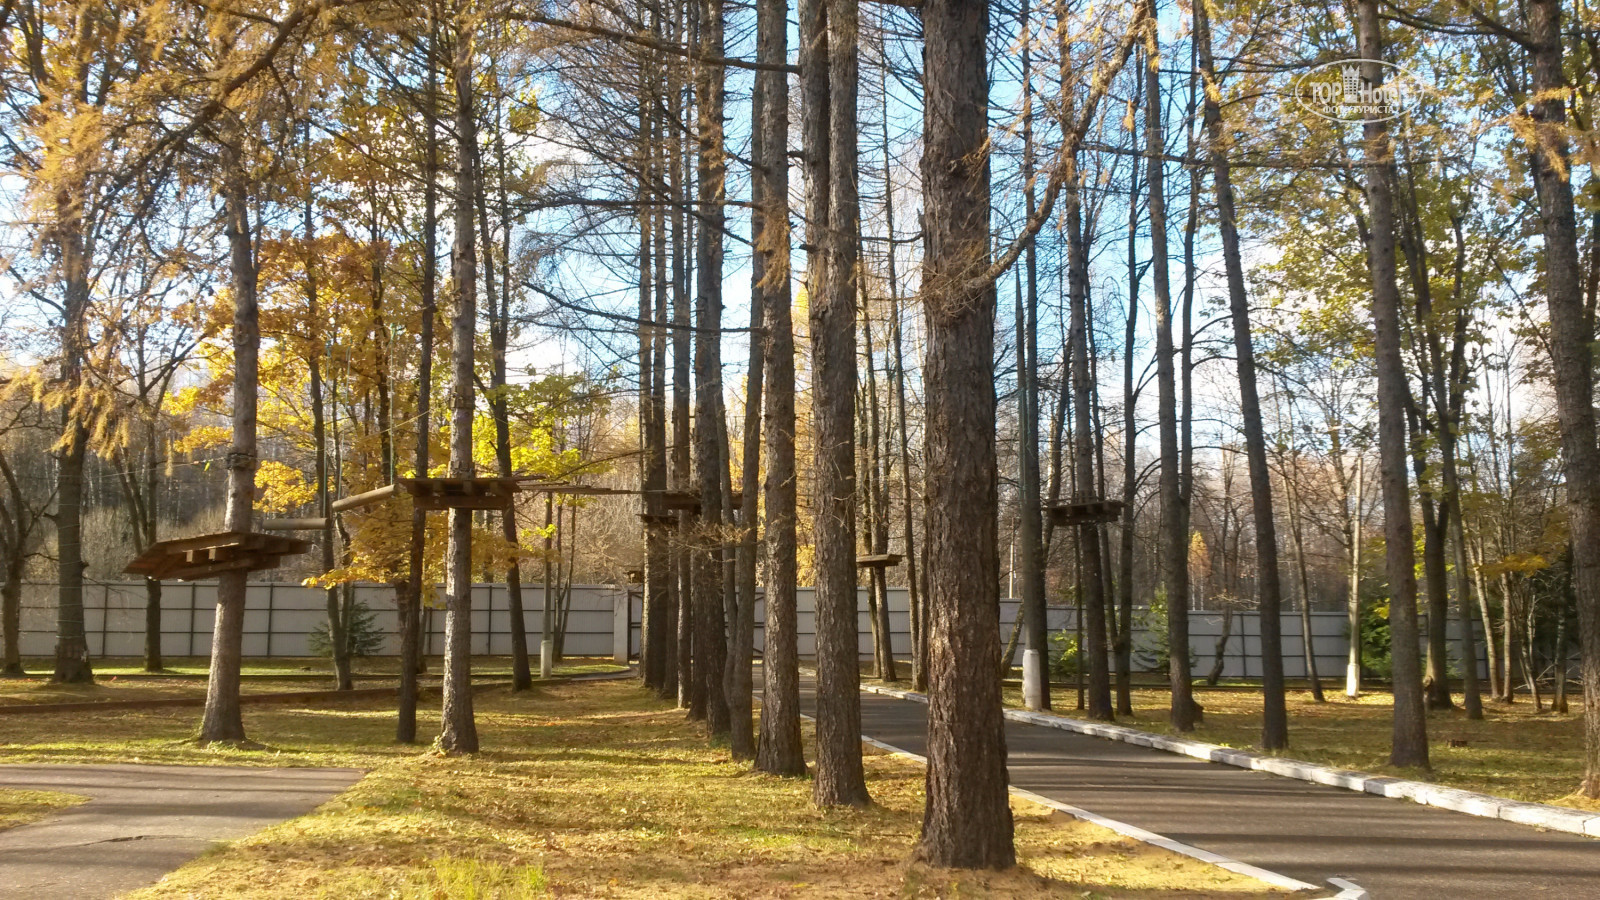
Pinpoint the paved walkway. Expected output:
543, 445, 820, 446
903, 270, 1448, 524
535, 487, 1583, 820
802, 681, 1600, 898
0, 764, 362, 899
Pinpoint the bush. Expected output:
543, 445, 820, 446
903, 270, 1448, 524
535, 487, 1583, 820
1050, 631, 1079, 679
309, 598, 386, 658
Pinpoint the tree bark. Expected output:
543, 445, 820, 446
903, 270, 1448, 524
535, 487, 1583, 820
198, 164, 259, 745
399, 0, 440, 743
1356, 0, 1428, 770
1014, 0, 1048, 712
437, 11, 480, 754
51, 185, 92, 686
1145, 12, 1195, 733
753, 0, 802, 774
692, 0, 730, 741
914, 0, 1014, 868
1524, 0, 1600, 795
1193, 0, 1283, 742
808, 0, 869, 808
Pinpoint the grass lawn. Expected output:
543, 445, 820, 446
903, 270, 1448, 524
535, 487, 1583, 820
995, 682, 1597, 811
0, 657, 628, 707
0, 679, 1287, 898
0, 789, 88, 831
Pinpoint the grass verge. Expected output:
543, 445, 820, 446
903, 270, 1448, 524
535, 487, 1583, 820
0, 789, 88, 831
2, 679, 1286, 897
993, 683, 1597, 811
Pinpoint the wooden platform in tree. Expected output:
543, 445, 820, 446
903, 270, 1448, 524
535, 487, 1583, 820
856, 553, 903, 568
260, 517, 328, 532
1046, 499, 1125, 526
123, 531, 312, 582
654, 490, 701, 513
638, 512, 678, 527
400, 477, 522, 511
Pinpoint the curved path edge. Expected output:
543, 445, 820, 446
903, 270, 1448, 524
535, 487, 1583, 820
860, 680, 1600, 840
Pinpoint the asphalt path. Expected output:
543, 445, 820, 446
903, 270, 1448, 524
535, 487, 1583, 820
800, 679, 1600, 898
0, 763, 362, 899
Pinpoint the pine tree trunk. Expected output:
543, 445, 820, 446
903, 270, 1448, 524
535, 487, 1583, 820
691, 0, 730, 740
400, 4, 440, 742
914, 0, 1014, 868
199, 167, 258, 745
1525, 0, 1600, 796
437, 15, 480, 754
52, 190, 92, 686
1144, 15, 1195, 733
1357, 0, 1428, 770
808, 0, 869, 808
753, 0, 801, 774
1193, 0, 1281, 742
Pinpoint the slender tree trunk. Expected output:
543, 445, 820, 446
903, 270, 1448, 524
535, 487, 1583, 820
1347, 455, 1364, 698
198, 166, 259, 745
1357, 0, 1428, 769
3, 560, 24, 675
1193, 0, 1281, 743
437, 13, 480, 754
753, 0, 801, 774
915, 0, 1014, 868
399, 1, 441, 742
1525, 0, 1600, 796
1145, 13, 1195, 733
862, 298, 896, 682
1013, 0, 1047, 712
672, 17, 695, 711
727, 132, 766, 758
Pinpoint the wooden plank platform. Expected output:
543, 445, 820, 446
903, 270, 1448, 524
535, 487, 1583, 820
1047, 499, 1125, 525
260, 517, 328, 532
123, 531, 313, 582
638, 512, 678, 527
856, 553, 903, 568
400, 477, 522, 511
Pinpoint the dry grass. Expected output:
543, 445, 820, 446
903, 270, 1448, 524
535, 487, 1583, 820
999, 683, 1597, 811
1, 679, 1287, 898
0, 788, 88, 831
0, 657, 627, 707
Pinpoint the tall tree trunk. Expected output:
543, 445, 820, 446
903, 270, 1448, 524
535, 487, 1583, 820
1193, 0, 1281, 743
1065, 153, 1110, 722
1347, 455, 1364, 698
399, 0, 441, 743
727, 127, 765, 759
198, 164, 259, 745
639, 36, 672, 697
671, 13, 695, 711
808, 0, 869, 808
1356, 0, 1428, 770
1145, 13, 1194, 733
304, 167, 353, 694
52, 187, 92, 685
1014, 0, 1047, 712
862, 297, 896, 682
437, 12, 480, 754
914, 0, 1014, 868
1526, 0, 1600, 796
692, 0, 730, 740
753, 0, 801, 774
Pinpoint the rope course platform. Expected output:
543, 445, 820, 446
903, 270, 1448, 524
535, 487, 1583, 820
123, 531, 312, 582
1046, 499, 1125, 526
856, 553, 903, 568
